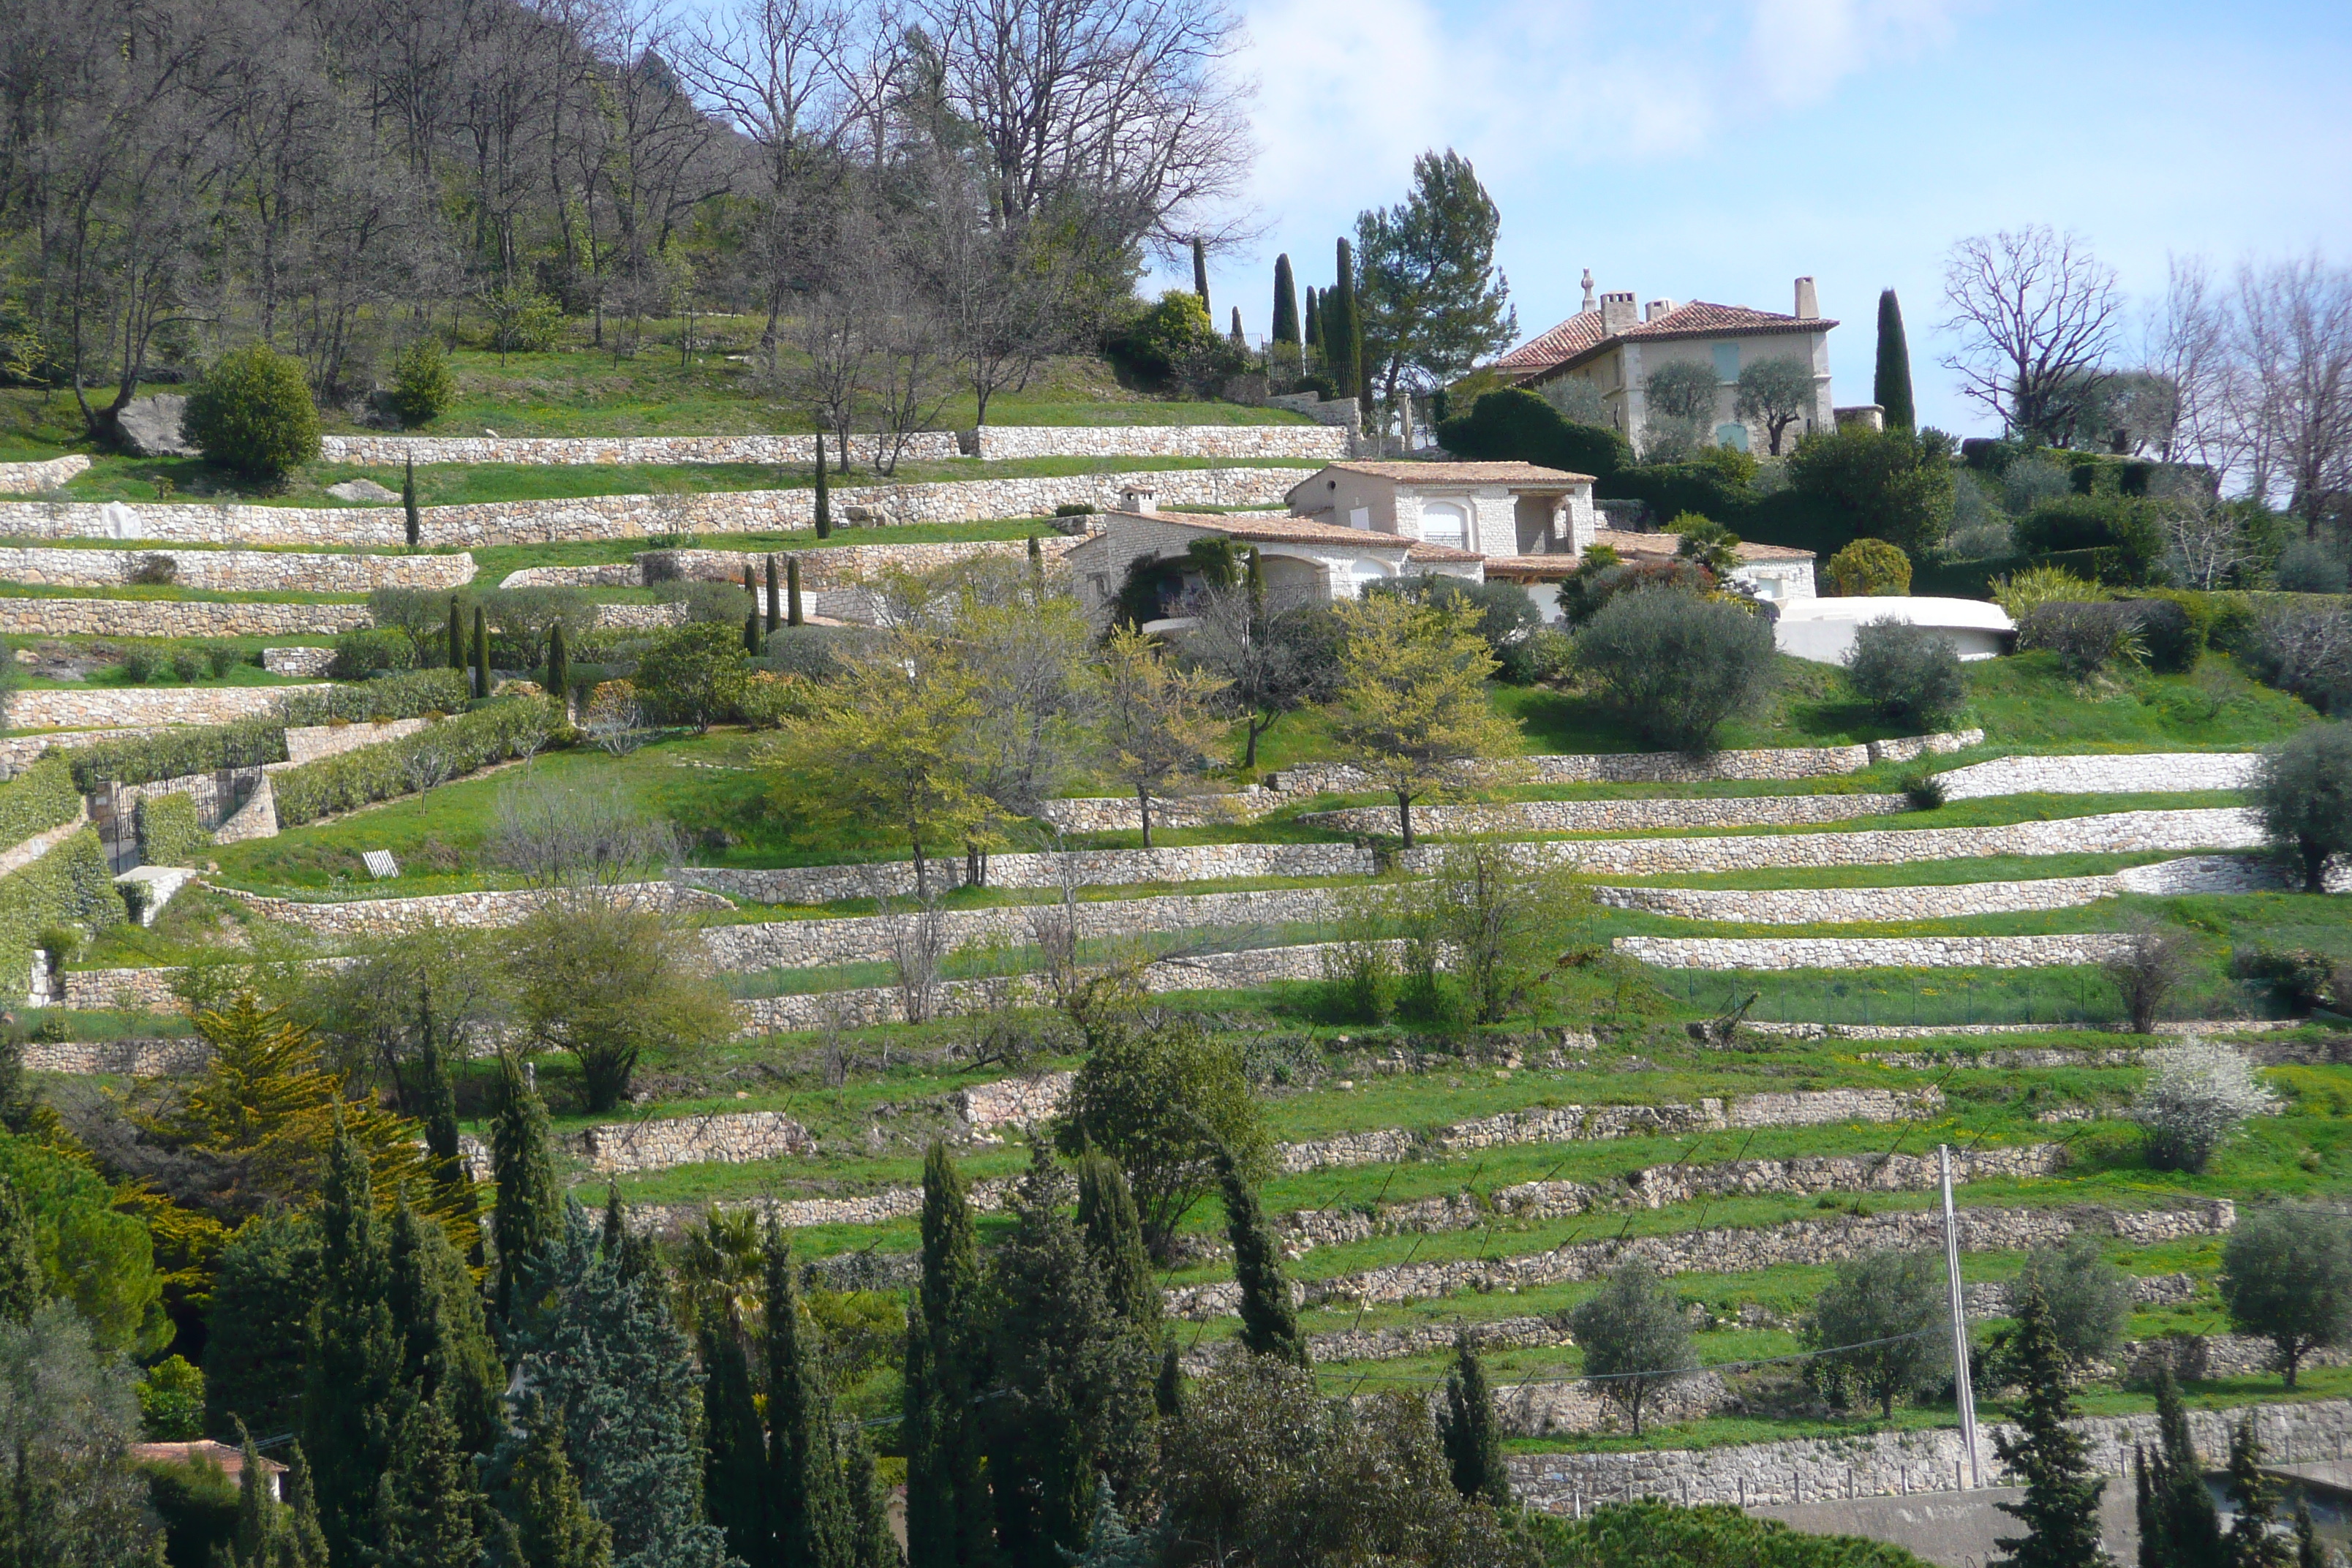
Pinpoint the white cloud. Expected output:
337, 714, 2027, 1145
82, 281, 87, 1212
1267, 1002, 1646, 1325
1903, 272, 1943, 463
1739, 0, 1970, 108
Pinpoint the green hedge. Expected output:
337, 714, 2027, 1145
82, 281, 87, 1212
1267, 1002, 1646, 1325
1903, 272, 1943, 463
276, 667, 468, 726
271, 698, 556, 827
0, 753, 81, 853
67, 717, 288, 791
0, 828, 121, 999
135, 793, 209, 867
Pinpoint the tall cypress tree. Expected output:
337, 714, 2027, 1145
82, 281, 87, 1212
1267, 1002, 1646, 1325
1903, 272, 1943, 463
787, 556, 805, 626
814, 438, 832, 539
548, 622, 572, 706
2295, 1499, 2323, 1568
1327, 238, 1364, 407
472, 606, 491, 698
281, 1442, 330, 1568
1074, 1153, 1161, 1501
1437, 1333, 1509, 1508
0, 1177, 41, 1326
1217, 1151, 1305, 1366
492, 1053, 562, 1330
766, 1228, 851, 1568
1990, 1281, 2111, 1568
1272, 255, 1300, 347
701, 1322, 768, 1568
302, 1122, 406, 1568
374, 1397, 484, 1568
419, 1043, 472, 1225
1153, 1339, 1182, 1420
2135, 1448, 2160, 1568
448, 596, 464, 671
842, 1418, 904, 1568
1304, 287, 1321, 353
385, 1201, 505, 1455
766, 556, 782, 632
505, 1392, 614, 1568
745, 611, 762, 655
1229, 306, 1245, 347
403, 458, 422, 548
1191, 238, 1210, 313
2145, 1366, 2223, 1568
2223, 1419, 2292, 1568
227, 1420, 285, 1568
1874, 289, 1915, 430
905, 1142, 993, 1568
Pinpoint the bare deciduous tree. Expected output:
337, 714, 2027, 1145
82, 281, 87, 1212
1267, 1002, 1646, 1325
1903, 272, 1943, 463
1940, 225, 2125, 445
2236, 254, 2352, 532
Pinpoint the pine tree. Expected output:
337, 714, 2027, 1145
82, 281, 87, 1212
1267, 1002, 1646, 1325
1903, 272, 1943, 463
0, 1177, 41, 1326
373, 1396, 484, 1568
472, 606, 491, 699
1272, 255, 1300, 347
766, 1226, 851, 1568
1437, 1333, 1509, 1508
2223, 1418, 2293, 1568
506, 1392, 614, 1568
767, 556, 782, 632
905, 1142, 994, 1568
1327, 238, 1364, 407
403, 458, 422, 548
1991, 1281, 2112, 1568
282, 1442, 331, 1568
1874, 289, 1916, 430
302, 1121, 406, 1568
843, 1417, 904, 1568
701, 1322, 768, 1568
788, 556, 805, 626
385, 1200, 504, 1455
1191, 238, 1210, 313
448, 596, 464, 671
815, 438, 832, 540
2147, 1366, 2225, 1568
1217, 1150, 1305, 1365
492, 1052, 562, 1330
548, 622, 572, 707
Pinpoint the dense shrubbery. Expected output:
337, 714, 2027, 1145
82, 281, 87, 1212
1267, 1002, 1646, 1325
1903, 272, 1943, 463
1433, 387, 1632, 478
67, 716, 289, 790
329, 628, 418, 679
2016, 600, 2146, 679
1573, 587, 1776, 751
116, 640, 241, 683
2243, 600, 2352, 712
1553, 548, 1710, 625
1784, 426, 1956, 556
181, 344, 320, 479
2013, 494, 2166, 584
134, 792, 209, 867
2277, 539, 2351, 595
0, 753, 81, 850
0, 827, 120, 1002
1823, 538, 1912, 597
1527, 1499, 1933, 1568
273, 698, 559, 825
386, 336, 456, 427
275, 667, 470, 725
1365, 575, 1556, 682
1844, 621, 1967, 725
1105, 291, 1245, 391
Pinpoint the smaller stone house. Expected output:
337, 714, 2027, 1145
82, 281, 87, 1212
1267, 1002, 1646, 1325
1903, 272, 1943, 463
1485, 529, 1817, 622
1281, 461, 1599, 558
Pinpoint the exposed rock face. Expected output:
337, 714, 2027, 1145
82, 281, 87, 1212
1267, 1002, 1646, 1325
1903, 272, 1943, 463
116, 395, 195, 457
324, 478, 400, 502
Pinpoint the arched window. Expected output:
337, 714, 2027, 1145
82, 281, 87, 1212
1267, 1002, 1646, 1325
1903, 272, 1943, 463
1420, 501, 1469, 551
1714, 422, 1750, 453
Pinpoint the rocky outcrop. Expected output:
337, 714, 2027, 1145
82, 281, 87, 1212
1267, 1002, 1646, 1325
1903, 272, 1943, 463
116, 396, 193, 457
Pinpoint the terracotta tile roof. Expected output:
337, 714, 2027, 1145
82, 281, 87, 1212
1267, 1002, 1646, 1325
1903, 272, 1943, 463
1099, 509, 1414, 551
1403, 540, 1485, 563
132, 1442, 286, 1482
1306, 460, 1593, 486
1498, 301, 1837, 382
1480, 554, 1580, 579
1590, 527, 1815, 563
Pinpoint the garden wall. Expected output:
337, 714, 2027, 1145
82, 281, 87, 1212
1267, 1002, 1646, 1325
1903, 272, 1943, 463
1266, 732, 1983, 794
1616, 933, 2141, 970
0, 546, 474, 592
0, 598, 367, 638
1597, 854, 2286, 924
678, 844, 1373, 905
1307, 794, 1909, 835
214, 880, 729, 938
262, 648, 336, 676
20, 1037, 210, 1074
576, 1110, 811, 1175
1934, 751, 2261, 800
315, 424, 1346, 466
0, 455, 91, 494
969, 424, 1346, 460
8, 684, 330, 732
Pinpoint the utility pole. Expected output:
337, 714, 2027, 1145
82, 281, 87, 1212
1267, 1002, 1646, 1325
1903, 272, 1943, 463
1942, 1144, 1982, 1488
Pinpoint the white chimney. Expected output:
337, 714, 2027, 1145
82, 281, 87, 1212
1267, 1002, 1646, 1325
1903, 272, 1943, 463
1580, 268, 1596, 312
1794, 276, 1819, 320
1120, 483, 1157, 514
1600, 291, 1637, 334
1644, 298, 1676, 322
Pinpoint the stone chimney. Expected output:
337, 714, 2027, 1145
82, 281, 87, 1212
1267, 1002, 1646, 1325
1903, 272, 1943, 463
1120, 483, 1158, 514
1600, 291, 1637, 334
1580, 268, 1596, 312
1644, 298, 1676, 323
1794, 276, 1819, 320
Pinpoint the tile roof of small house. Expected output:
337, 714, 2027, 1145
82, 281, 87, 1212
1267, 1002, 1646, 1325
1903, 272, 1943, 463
1302, 460, 1594, 486
1589, 527, 1816, 563
1098, 509, 1417, 551
1403, 540, 1485, 563
1495, 301, 1838, 382
132, 1441, 286, 1482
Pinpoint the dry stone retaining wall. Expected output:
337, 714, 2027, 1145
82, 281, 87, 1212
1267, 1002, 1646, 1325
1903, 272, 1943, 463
263, 648, 336, 676
0, 804, 88, 879
1269, 732, 1981, 794
217, 880, 730, 938
20, 1036, 209, 1075
317, 432, 966, 465
0, 546, 473, 592
577, 1110, 811, 1175
955, 1072, 1074, 1132
970, 424, 1345, 460
0, 454, 91, 494
0, 598, 367, 638
1935, 752, 2261, 800
678, 843, 1373, 905
1308, 794, 1909, 836
1597, 855, 2287, 925
9, 684, 329, 732
1616, 933, 2142, 970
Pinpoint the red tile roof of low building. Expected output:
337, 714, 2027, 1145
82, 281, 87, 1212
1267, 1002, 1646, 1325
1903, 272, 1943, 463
1403, 540, 1485, 563
1496, 301, 1838, 382
132, 1441, 286, 1481
1590, 527, 1815, 563
1305, 460, 1594, 486
1098, 509, 1415, 551
1480, 555, 1580, 579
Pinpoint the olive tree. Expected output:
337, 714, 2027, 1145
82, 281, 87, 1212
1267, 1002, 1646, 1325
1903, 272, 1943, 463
1733, 355, 1816, 455
1569, 1263, 1697, 1436
2220, 1205, 2352, 1388
2011, 1238, 2132, 1369
1574, 588, 1776, 753
2253, 723, 2352, 893
2131, 1039, 2279, 1172
1803, 1248, 1948, 1419
1846, 621, 1968, 728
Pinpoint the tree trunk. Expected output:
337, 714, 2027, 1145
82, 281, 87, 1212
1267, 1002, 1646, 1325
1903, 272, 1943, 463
1244, 715, 1264, 769
2303, 839, 2329, 894
2285, 1345, 2301, 1390
1397, 791, 1414, 850
965, 842, 987, 889
1137, 787, 1153, 849
911, 829, 929, 901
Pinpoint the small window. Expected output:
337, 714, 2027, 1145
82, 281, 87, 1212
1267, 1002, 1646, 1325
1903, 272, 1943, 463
1712, 342, 1740, 381
1348, 507, 1372, 531
1714, 422, 1750, 453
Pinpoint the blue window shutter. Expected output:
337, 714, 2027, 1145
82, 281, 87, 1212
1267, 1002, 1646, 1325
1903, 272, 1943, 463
1714, 422, 1750, 453
1713, 342, 1740, 380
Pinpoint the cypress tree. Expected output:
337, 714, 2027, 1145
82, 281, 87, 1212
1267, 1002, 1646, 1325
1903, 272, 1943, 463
2134, 1449, 2160, 1568
1272, 255, 1300, 347
1437, 1333, 1509, 1508
2295, 1498, 2323, 1568
814, 437, 832, 540
1191, 237, 1210, 313
448, 596, 464, 671
420, 1043, 472, 1223
506, 1392, 614, 1568
1304, 287, 1321, 353
766, 555, 782, 632
2223, 1418, 2292, 1568
403, 458, 422, 548
227, 1420, 285, 1568
599, 1184, 660, 1292
1229, 306, 1245, 347
2147, 1366, 2223, 1568
302, 1121, 405, 1568
787, 556, 804, 626
1327, 238, 1364, 407
1153, 1339, 1182, 1420
0, 1177, 41, 1326
843, 1418, 904, 1568
547, 622, 571, 707
374, 1396, 484, 1568
282, 1442, 330, 1568
905, 1142, 993, 1568
1874, 289, 1916, 430
472, 606, 491, 698
766, 1226, 851, 1568
744, 563, 756, 600
1217, 1150, 1305, 1365
385, 1200, 505, 1455
745, 611, 762, 656
1026, 534, 1043, 581
1245, 548, 1264, 622
1074, 1152, 1161, 1501
1990, 1281, 2110, 1568
492, 1052, 562, 1330
701, 1323, 768, 1568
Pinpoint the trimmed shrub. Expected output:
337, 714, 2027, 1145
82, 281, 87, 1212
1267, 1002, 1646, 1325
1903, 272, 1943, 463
0, 753, 82, 851
134, 793, 208, 867
67, 717, 289, 791
275, 667, 470, 725
328, 628, 418, 680
1845, 620, 1967, 726
181, 344, 320, 479
1574, 587, 1776, 752
2277, 540, 2351, 595
272, 698, 559, 826
2016, 600, 2146, 679
1824, 538, 1912, 597
632, 622, 750, 730
652, 578, 753, 626
0, 827, 121, 999
1435, 388, 1633, 478
386, 336, 456, 427
1785, 426, 1956, 556
2125, 597, 2201, 674
2013, 494, 2165, 584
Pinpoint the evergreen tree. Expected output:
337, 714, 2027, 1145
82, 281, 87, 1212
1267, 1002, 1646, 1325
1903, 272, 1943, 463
1154, 1341, 1182, 1420
746, 611, 763, 656
701, 1322, 768, 1568
745, 564, 757, 600
1991, 1281, 2112, 1568
548, 622, 572, 706
788, 556, 805, 626
1216, 1150, 1305, 1365
2295, 1499, 2323, 1568
767, 556, 782, 632
448, 596, 464, 671
227, 1420, 285, 1568
1304, 287, 1321, 353
1437, 1333, 1508, 1508
905, 1142, 993, 1568
1327, 238, 1364, 407
505, 1392, 614, 1568
473, 606, 491, 698
766, 1226, 851, 1568
0, 1178, 41, 1326
1874, 289, 1916, 430
492, 1053, 562, 1330
1353, 150, 1519, 415
1229, 306, 1245, 347
1272, 255, 1300, 347
815, 439, 832, 540
403, 458, 422, 547
208, 1213, 322, 1474
302, 1122, 406, 1568
374, 1395, 483, 1568
2223, 1418, 2293, 1568
418, 1042, 474, 1227
1073, 1152, 1161, 1501
2137, 1448, 2162, 1568
843, 1417, 904, 1568
599, 1186, 660, 1294
282, 1442, 330, 1568
2146, 1366, 2225, 1568
385, 1201, 504, 1455
1191, 237, 1210, 313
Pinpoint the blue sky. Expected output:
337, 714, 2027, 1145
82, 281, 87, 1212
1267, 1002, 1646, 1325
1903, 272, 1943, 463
1166, 0, 2352, 435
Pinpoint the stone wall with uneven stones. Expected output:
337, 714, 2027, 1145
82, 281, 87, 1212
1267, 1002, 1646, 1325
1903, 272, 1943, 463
516, 536, 1088, 592
1268, 732, 1983, 794
317, 432, 967, 465
591, 602, 687, 630
970, 424, 1346, 460
20, 1037, 210, 1074
0, 546, 474, 592
262, 647, 336, 676
1507, 1398, 2350, 1511
282, 717, 434, 764
677, 843, 1374, 906
216, 880, 729, 938
0, 726, 151, 775
577, 1110, 811, 1175
1616, 933, 2141, 971
0, 454, 91, 494
0, 807, 88, 879
10, 684, 329, 732
1936, 751, 2261, 801
0, 598, 367, 638
1308, 794, 1910, 836
955, 1072, 1075, 1132
0, 467, 1304, 549
1597, 855, 2286, 926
